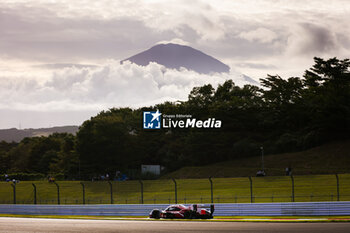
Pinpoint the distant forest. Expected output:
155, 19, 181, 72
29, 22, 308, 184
0, 57, 349, 179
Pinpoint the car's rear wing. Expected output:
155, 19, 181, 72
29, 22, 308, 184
192, 204, 215, 215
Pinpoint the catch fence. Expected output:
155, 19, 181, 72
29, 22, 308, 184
0, 174, 349, 205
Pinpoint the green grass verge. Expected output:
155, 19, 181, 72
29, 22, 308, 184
1, 214, 350, 222
1, 173, 350, 204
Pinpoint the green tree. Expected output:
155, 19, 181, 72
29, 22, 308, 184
76, 109, 132, 176
303, 57, 350, 140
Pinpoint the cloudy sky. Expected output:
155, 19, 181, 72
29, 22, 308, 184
0, 0, 349, 129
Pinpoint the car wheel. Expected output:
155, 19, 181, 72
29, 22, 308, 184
151, 210, 160, 219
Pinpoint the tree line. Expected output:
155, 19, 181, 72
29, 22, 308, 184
0, 57, 349, 179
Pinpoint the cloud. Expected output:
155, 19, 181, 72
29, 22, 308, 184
235, 62, 276, 69
0, 0, 349, 75
1, 0, 350, 128
286, 23, 339, 56
238, 28, 278, 44
0, 61, 250, 113
156, 38, 190, 46
34, 63, 98, 69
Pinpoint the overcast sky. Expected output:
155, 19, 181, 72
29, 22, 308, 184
0, 0, 349, 129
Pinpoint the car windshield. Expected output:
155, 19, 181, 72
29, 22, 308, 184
166, 206, 182, 211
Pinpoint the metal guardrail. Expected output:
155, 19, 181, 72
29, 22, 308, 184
0, 202, 350, 216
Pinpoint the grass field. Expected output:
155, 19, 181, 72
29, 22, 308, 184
1, 214, 350, 222
1, 174, 350, 204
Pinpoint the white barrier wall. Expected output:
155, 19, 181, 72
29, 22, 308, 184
0, 202, 350, 216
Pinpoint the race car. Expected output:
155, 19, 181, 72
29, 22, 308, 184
149, 204, 214, 219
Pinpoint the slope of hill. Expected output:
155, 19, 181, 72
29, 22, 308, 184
122, 43, 230, 74
0, 126, 79, 142
162, 140, 350, 179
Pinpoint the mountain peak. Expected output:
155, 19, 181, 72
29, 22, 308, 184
122, 43, 230, 74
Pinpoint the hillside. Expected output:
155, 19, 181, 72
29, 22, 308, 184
0, 126, 79, 142
162, 140, 350, 179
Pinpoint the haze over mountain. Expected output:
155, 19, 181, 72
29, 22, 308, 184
122, 43, 230, 74
0, 126, 79, 142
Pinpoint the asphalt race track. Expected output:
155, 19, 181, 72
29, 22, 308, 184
0, 218, 350, 233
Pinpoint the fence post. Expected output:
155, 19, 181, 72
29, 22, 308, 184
291, 175, 295, 202
108, 181, 113, 204
172, 178, 177, 204
11, 183, 16, 204
209, 177, 213, 204
32, 183, 37, 205
80, 182, 85, 205
248, 176, 253, 203
53, 181, 60, 205
335, 174, 340, 201
139, 180, 144, 204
